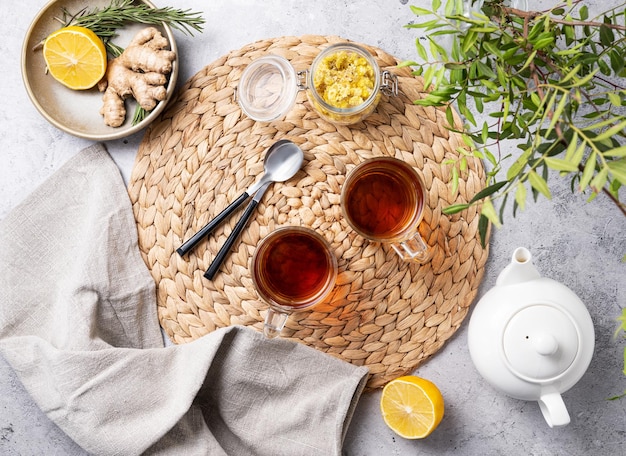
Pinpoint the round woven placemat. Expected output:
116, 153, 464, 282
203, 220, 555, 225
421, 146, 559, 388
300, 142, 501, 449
128, 35, 490, 389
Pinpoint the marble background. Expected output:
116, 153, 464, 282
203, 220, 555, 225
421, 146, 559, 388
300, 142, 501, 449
1, 0, 624, 455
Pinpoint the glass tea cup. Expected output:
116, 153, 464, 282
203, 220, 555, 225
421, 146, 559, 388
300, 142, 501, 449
341, 156, 431, 263
252, 226, 338, 338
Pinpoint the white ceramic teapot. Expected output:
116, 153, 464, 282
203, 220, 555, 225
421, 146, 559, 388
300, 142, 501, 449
467, 247, 595, 427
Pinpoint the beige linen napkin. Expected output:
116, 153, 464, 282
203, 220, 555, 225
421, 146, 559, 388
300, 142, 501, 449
0, 143, 369, 456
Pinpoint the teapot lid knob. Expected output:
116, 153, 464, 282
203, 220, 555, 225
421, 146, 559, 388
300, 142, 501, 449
533, 334, 559, 356
503, 304, 579, 382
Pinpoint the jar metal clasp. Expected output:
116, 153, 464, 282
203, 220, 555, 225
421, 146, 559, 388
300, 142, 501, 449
381, 70, 398, 97
297, 70, 309, 91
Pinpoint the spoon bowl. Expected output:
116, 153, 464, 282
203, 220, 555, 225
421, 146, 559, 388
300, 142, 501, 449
247, 139, 304, 195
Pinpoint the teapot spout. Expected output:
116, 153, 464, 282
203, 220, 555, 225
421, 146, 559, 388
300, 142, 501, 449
496, 247, 541, 286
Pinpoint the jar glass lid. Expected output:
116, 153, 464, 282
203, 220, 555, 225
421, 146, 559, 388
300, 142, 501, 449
237, 55, 298, 122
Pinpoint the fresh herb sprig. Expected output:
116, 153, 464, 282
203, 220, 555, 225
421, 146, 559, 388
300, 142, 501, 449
60, 0, 204, 52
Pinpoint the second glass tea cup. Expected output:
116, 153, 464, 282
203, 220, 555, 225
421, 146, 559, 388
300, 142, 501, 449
252, 226, 338, 338
341, 156, 431, 263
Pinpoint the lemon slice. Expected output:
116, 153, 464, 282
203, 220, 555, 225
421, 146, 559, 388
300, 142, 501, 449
43, 26, 107, 90
380, 375, 445, 439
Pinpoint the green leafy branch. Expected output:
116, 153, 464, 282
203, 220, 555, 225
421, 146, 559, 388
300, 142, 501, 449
404, 0, 626, 244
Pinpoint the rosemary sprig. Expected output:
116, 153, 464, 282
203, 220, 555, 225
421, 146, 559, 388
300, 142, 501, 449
58, 0, 204, 59
61, 0, 204, 40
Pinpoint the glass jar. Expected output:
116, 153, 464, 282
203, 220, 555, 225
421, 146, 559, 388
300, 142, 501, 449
304, 43, 393, 125
236, 43, 397, 125
236, 55, 299, 123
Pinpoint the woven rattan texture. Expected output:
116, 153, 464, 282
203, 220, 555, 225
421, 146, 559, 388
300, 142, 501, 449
128, 35, 490, 389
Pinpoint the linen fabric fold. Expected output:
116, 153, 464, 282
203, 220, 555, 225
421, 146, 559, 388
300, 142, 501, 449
0, 143, 369, 456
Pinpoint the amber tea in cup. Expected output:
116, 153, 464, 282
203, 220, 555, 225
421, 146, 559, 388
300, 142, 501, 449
252, 226, 338, 338
341, 156, 431, 263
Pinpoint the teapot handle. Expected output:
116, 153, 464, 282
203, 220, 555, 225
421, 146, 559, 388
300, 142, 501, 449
538, 392, 571, 427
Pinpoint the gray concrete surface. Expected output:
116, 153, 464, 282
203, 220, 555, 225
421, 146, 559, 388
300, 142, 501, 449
1, 1, 625, 455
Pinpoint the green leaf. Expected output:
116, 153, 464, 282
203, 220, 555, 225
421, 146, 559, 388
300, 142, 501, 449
605, 145, 626, 157
481, 121, 489, 144
556, 41, 586, 56
410, 6, 433, 16
590, 166, 609, 192
608, 92, 622, 107
599, 59, 611, 76
564, 132, 579, 161
451, 166, 459, 195
519, 50, 538, 73
610, 50, 624, 74
528, 170, 552, 199
594, 118, 626, 142
569, 142, 587, 169
500, 99, 510, 125
445, 0, 459, 17
480, 199, 501, 228
515, 182, 527, 211
530, 92, 542, 108
586, 116, 625, 131
527, 20, 544, 41
423, 64, 436, 90
608, 159, 626, 186
415, 38, 428, 61
534, 37, 555, 50
579, 151, 597, 191
600, 24, 615, 47
507, 148, 532, 180
546, 95, 569, 137
445, 105, 455, 128
567, 68, 599, 88
478, 214, 489, 248
470, 181, 508, 204
442, 203, 470, 215
483, 148, 498, 167
432, 0, 441, 11
580, 5, 589, 20
429, 36, 448, 60
444, 62, 466, 70
460, 156, 468, 171
544, 157, 579, 172
398, 60, 418, 68
560, 64, 581, 85
483, 40, 502, 57
462, 30, 478, 53
457, 91, 476, 126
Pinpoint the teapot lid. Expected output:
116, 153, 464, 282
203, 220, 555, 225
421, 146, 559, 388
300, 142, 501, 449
503, 304, 579, 382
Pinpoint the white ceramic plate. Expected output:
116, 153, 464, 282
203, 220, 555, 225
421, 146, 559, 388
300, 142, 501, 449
21, 0, 178, 141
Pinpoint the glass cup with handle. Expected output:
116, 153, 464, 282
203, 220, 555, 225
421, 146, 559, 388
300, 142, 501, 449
252, 226, 338, 338
340, 156, 431, 263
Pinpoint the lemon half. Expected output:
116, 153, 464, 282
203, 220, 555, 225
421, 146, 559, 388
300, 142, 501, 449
43, 25, 107, 90
380, 375, 445, 439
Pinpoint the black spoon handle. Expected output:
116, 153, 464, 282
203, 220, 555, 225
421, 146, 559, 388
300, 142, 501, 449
204, 198, 260, 280
176, 191, 249, 257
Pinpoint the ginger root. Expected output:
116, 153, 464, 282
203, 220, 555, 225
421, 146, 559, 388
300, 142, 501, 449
98, 27, 176, 127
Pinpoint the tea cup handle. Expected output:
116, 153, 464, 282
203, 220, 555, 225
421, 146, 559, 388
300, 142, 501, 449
390, 232, 431, 263
538, 392, 571, 428
263, 308, 289, 338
